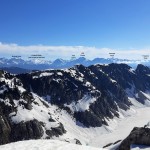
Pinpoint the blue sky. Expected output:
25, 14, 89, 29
0, 0, 150, 59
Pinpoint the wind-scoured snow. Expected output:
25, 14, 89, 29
109, 78, 117, 83
57, 72, 63, 76
0, 98, 12, 106
17, 86, 26, 93
129, 68, 136, 74
9, 93, 59, 130
39, 72, 54, 77
64, 95, 96, 112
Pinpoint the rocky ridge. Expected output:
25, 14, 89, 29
0, 63, 150, 146
0, 70, 66, 145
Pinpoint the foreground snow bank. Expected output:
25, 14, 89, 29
0, 140, 106, 150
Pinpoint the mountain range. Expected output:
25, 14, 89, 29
0, 57, 150, 74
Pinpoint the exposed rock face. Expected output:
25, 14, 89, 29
1, 63, 150, 145
0, 71, 66, 145
17, 64, 133, 127
17, 64, 150, 127
46, 123, 66, 138
11, 119, 44, 141
0, 115, 11, 144
118, 127, 150, 150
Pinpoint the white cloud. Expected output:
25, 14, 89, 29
0, 42, 149, 60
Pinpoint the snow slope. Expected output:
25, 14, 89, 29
65, 95, 97, 112
91, 106, 150, 148
0, 140, 106, 150
51, 97, 150, 148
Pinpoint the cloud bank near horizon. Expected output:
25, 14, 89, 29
0, 42, 149, 61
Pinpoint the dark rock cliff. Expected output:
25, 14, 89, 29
0, 71, 66, 145
1, 63, 150, 145
17, 64, 150, 127
118, 127, 150, 150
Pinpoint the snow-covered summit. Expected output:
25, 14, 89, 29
0, 57, 149, 72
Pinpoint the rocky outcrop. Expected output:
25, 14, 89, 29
0, 115, 11, 144
118, 127, 150, 150
16, 64, 150, 127
1, 63, 150, 145
17, 64, 133, 127
11, 119, 44, 141
46, 123, 66, 138
0, 71, 66, 145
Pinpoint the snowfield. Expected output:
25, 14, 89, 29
57, 104, 150, 148
65, 95, 97, 112
0, 140, 106, 150
91, 106, 150, 148
50, 92, 150, 149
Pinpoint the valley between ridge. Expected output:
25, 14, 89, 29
90, 106, 150, 148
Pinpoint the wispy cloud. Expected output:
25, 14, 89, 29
0, 42, 149, 60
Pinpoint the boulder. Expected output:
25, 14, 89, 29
119, 127, 150, 150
